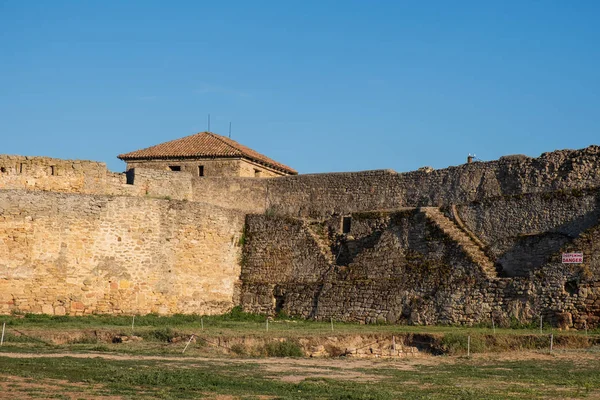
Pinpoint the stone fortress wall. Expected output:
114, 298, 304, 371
0, 155, 245, 315
1, 146, 600, 328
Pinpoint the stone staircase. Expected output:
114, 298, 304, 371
303, 220, 336, 265
420, 207, 497, 278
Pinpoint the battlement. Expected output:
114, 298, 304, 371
0, 154, 195, 200
0, 154, 114, 194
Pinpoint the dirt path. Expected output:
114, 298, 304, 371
3, 348, 597, 366
0, 351, 430, 369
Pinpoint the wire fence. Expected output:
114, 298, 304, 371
1, 319, 599, 357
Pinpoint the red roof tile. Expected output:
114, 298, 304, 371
118, 132, 297, 175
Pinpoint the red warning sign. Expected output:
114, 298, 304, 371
562, 252, 583, 264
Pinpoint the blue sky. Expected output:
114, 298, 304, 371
1, 1, 599, 173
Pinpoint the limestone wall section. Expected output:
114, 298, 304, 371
191, 177, 267, 214
0, 190, 245, 316
125, 168, 193, 200
0, 155, 110, 194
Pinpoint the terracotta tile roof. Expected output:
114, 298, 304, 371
118, 132, 297, 175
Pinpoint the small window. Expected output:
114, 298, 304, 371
50, 166, 56, 176
169, 166, 181, 171
0, 167, 6, 173
198, 165, 204, 176
342, 216, 352, 234
125, 169, 135, 185
254, 169, 262, 177
19, 163, 24, 174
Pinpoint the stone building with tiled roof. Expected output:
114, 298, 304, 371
118, 132, 297, 178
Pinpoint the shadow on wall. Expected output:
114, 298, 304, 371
498, 208, 600, 277
332, 230, 384, 267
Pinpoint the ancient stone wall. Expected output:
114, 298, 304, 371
191, 177, 267, 214
4, 146, 600, 217
241, 210, 494, 323
240, 215, 332, 285
2, 145, 600, 322
0, 190, 245, 316
240, 209, 600, 328
0, 155, 111, 194
262, 145, 600, 218
455, 189, 600, 276
124, 168, 193, 201
0, 155, 201, 201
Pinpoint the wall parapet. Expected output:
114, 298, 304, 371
0, 155, 194, 201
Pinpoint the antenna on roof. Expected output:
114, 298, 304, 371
207, 114, 211, 132
229, 122, 232, 138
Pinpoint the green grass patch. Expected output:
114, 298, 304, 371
261, 340, 304, 357
1, 350, 600, 399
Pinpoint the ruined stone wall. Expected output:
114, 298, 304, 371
241, 211, 492, 324
4, 146, 600, 217
240, 215, 331, 285
455, 189, 600, 276
262, 145, 600, 218
240, 210, 600, 328
0, 155, 201, 201
0, 155, 111, 194
2, 145, 600, 322
0, 190, 245, 316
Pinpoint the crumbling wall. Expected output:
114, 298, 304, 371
241, 210, 493, 324
455, 189, 600, 276
262, 145, 600, 218
240, 210, 600, 328
2, 145, 600, 323
0, 155, 110, 194
0, 190, 245, 316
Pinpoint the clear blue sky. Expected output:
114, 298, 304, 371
1, 1, 599, 173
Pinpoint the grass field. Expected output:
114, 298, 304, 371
1, 349, 600, 399
1, 310, 600, 399
2, 308, 599, 338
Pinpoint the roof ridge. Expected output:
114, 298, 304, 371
206, 132, 244, 156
